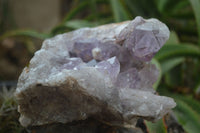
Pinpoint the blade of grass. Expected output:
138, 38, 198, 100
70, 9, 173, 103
159, 89, 200, 122
160, 57, 185, 74
89, 0, 98, 21
174, 99, 200, 133
124, 0, 145, 17
170, 0, 190, 16
64, 20, 98, 29
61, 0, 109, 23
0, 30, 50, 41
151, 58, 162, 90
173, 94, 200, 115
165, 31, 179, 44
156, 0, 168, 13
50, 20, 101, 35
155, 44, 200, 61
110, 0, 129, 22
51, 0, 103, 35
189, 0, 200, 45
145, 119, 167, 133
62, 1, 89, 23
195, 78, 200, 94
164, 65, 183, 87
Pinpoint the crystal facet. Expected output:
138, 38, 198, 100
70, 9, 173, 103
95, 56, 120, 83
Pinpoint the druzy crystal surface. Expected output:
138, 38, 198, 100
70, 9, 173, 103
16, 16, 175, 127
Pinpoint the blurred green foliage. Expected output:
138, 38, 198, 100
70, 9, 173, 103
0, 87, 27, 133
1, 0, 200, 132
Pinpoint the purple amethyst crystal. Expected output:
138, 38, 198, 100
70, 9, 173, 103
124, 30, 160, 61
61, 57, 84, 70
115, 63, 158, 92
138, 64, 159, 90
16, 16, 174, 128
116, 68, 139, 89
119, 16, 169, 61
71, 39, 98, 62
95, 56, 120, 83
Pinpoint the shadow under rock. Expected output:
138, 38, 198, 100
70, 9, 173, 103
28, 118, 143, 133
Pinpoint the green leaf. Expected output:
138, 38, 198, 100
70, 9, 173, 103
89, 0, 98, 21
160, 57, 185, 74
50, 25, 68, 36
64, 20, 98, 29
124, 0, 145, 16
145, 119, 167, 133
193, 60, 200, 94
50, 20, 99, 35
163, 92, 200, 133
164, 65, 183, 87
23, 38, 37, 54
0, 30, 49, 41
155, 44, 200, 61
124, 0, 158, 17
174, 99, 200, 133
195, 79, 200, 94
165, 31, 179, 44
62, 1, 89, 23
170, 0, 190, 16
110, 0, 129, 22
156, 0, 168, 13
173, 94, 200, 115
189, 0, 200, 45
151, 58, 162, 90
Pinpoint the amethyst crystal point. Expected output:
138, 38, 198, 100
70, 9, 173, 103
61, 57, 84, 70
119, 16, 170, 61
16, 16, 175, 128
138, 64, 159, 89
116, 68, 139, 89
71, 39, 98, 62
115, 64, 158, 92
95, 56, 120, 83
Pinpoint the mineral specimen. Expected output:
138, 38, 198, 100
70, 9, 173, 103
16, 16, 176, 128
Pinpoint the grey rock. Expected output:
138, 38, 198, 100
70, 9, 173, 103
15, 16, 175, 128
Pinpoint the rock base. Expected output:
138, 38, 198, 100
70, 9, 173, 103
28, 118, 143, 133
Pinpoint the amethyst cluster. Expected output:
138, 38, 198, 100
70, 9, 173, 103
63, 16, 168, 91
16, 16, 175, 127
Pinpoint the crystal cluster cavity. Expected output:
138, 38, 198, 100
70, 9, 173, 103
16, 16, 175, 127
